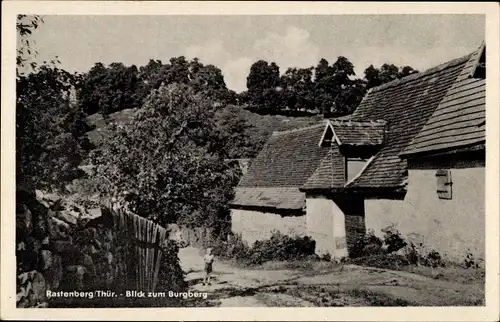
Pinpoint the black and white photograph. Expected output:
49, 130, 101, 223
1, 1, 499, 321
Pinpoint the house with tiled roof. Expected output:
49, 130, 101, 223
230, 42, 486, 261
230, 123, 329, 248
342, 42, 486, 261
230, 119, 387, 257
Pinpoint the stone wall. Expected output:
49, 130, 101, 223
16, 190, 121, 308
230, 209, 306, 246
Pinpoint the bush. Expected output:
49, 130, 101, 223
423, 250, 445, 268
348, 227, 452, 271
404, 242, 421, 265
464, 250, 481, 269
349, 229, 383, 258
320, 253, 332, 262
251, 231, 316, 264
381, 225, 407, 253
156, 239, 187, 293
211, 231, 317, 266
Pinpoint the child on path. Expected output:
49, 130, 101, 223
202, 248, 215, 286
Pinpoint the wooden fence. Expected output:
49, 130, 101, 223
111, 207, 168, 293
177, 226, 214, 248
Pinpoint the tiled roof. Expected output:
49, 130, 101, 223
346, 53, 471, 189
237, 123, 329, 188
401, 43, 485, 157
231, 187, 305, 210
329, 119, 386, 146
301, 144, 346, 190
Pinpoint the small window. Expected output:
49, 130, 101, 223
436, 169, 452, 200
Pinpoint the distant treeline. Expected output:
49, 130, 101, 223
241, 58, 418, 117
76, 56, 418, 118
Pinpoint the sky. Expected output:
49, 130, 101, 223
26, 15, 484, 93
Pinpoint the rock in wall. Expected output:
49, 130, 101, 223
16, 189, 120, 308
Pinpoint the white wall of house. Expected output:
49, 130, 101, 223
230, 209, 306, 246
305, 196, 348, 259
365, 166, 485, 262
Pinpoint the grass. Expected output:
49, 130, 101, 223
235, 105, 323, 134
347, 253, 485, 285
260, 284, 415, 307
345, 288, 413, 306
85, 105, 323, 147
258, 259, 342, 272
404, 265, 485, 285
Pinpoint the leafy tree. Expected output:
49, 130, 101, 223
137, 57, 190, 95
137, 56, 231, 106
279, 67, 315, 112
79, 56, 232, 116
78, 62, 142, 116
364, 63, 419, 90
187, 59, 230, 105
16, 15, 44, 74
16, 15, 92, 191
314, 56, 363, 117
90, 84, 240, 230
246, 60, 281, 113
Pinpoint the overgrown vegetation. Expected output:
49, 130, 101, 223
347, 225, 483, 279
207, 231, 321, 266
90, 83, 241, 231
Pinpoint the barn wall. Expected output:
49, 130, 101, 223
305, 195, 355, 259
305, 196, 335, 256
230, 209, 306, 246
365, 166, 485, 262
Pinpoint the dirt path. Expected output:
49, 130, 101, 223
178, 247, 484, 307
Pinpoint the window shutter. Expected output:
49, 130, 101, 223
436, 169, 452, 200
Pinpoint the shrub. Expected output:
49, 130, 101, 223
423, 250, 445, 268
320, 253, 332, 262
349, 227, 451, 271
464, 250, 481, 269
349, 229, 383, 258
381, 225, 407, 253
211, 231, 317, 266
404, 242, 421, 265
156, 239, 187, 293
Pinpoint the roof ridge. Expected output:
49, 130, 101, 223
272, 121, 327, 136
329, 119, 387, 126
368, 53, 473, 94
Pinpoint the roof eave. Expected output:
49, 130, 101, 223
400, 140, 486, 160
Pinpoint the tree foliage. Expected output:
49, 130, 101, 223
90, 84, 240, 229
280, 67, 315, 112
314, 56, 366, 117
364, 64, 419, 90
246, 60, 282, 113
242, 57, 418, 117
16, 15, 44, 74
77, 62, 142, 116
16, 15, 92, 191
78, 57, 232, 117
